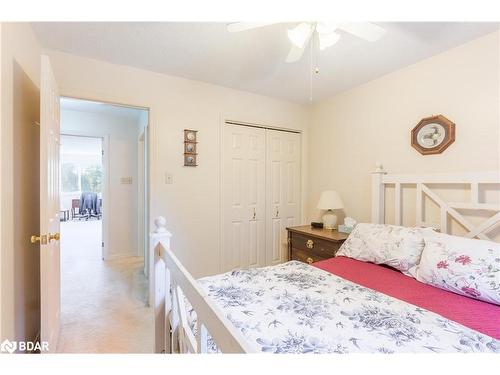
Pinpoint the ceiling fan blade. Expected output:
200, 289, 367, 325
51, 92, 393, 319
318, 31, 341, 50
337, 22, 386, 42
286, 45, 307, 63
285, 25, 313, 63
226, 22, 277, 32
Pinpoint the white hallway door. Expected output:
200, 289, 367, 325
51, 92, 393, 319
222, 123, 301, 272
39, 55, 61, 352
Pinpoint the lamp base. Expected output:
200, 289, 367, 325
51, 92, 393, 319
322, 210, 338, 230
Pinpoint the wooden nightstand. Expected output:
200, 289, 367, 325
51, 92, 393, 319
286, 225, 349, 264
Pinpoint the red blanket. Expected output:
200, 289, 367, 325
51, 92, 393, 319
314, 256, 500, 339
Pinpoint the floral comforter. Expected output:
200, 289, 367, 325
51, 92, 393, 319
187, 261, 499, 353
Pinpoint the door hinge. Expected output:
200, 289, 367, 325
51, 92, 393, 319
102, 241, 104, 247
102, 149, 104, 156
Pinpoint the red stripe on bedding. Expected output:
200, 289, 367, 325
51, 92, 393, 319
314, 256, 500, 339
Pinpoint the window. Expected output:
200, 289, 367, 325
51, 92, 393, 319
81, 164, 102, 193
60, 162, 102, 193
61, 163, 79, 193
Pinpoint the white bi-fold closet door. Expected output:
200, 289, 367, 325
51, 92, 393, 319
265, 129, 301, 266
222, 123, 301, 272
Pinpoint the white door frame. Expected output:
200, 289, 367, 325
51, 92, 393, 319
59, 96, 150, 263
102, 134, 110, 260
138, 129, 148, 276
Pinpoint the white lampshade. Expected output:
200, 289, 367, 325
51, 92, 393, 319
317, 190, 344, 210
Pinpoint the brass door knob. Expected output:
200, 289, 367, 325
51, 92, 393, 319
306, 239, 314, 249
306, 257, 313, 264
48, 233, 60, 242
31, 234, 47, 245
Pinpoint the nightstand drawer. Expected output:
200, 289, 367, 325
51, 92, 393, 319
290, 248, 326, 264
290, 233, 342, 258
287, 225, 348, 264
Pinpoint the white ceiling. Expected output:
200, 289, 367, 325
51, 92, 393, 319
60, 97, 147, 121
33, 22, 499, 103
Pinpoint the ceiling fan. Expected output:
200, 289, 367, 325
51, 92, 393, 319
227, 22, 386, 63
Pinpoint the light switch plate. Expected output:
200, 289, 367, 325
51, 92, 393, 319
166, 173, 173, 184
120, 177, 133, 184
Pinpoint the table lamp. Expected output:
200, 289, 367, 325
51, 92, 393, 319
317, 190, 344, 229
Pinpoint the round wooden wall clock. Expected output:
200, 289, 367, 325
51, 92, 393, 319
411, 114, 455, 155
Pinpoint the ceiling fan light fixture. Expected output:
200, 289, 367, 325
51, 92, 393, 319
319, 31, 341, 50
287, 23, 313, 49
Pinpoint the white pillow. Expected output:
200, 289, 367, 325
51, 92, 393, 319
337, 223, 435, 274
412, 233, 500, 305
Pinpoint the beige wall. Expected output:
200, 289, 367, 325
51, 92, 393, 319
0, 23, 42, 342
308, 31, 500, 236
46, 50, 310, 278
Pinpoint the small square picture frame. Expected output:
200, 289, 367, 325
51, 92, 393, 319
184, 154, 197, 167
184, 142, 197, 154
184, 129, 198, 142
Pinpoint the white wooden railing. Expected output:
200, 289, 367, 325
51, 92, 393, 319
149, 217, 255, 354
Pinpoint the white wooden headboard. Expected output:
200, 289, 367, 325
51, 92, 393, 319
371, 163, 500, 241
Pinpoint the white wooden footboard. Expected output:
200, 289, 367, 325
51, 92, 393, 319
150, 217, 255, 354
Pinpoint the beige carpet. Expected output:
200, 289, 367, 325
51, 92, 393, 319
57, 220, 153, 353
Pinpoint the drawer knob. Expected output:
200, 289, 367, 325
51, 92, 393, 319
306, 239, 314, 249
306, 257, 314, 264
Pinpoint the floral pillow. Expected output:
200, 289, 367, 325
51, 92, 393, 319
336, 223, 435, 274
412, 234, 500, 305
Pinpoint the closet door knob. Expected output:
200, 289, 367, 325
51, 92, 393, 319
275, 207, 279, 218
252, 208, 256, 220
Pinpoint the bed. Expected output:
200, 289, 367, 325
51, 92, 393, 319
316, 256, 500, 340
150, 164, 500, 353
